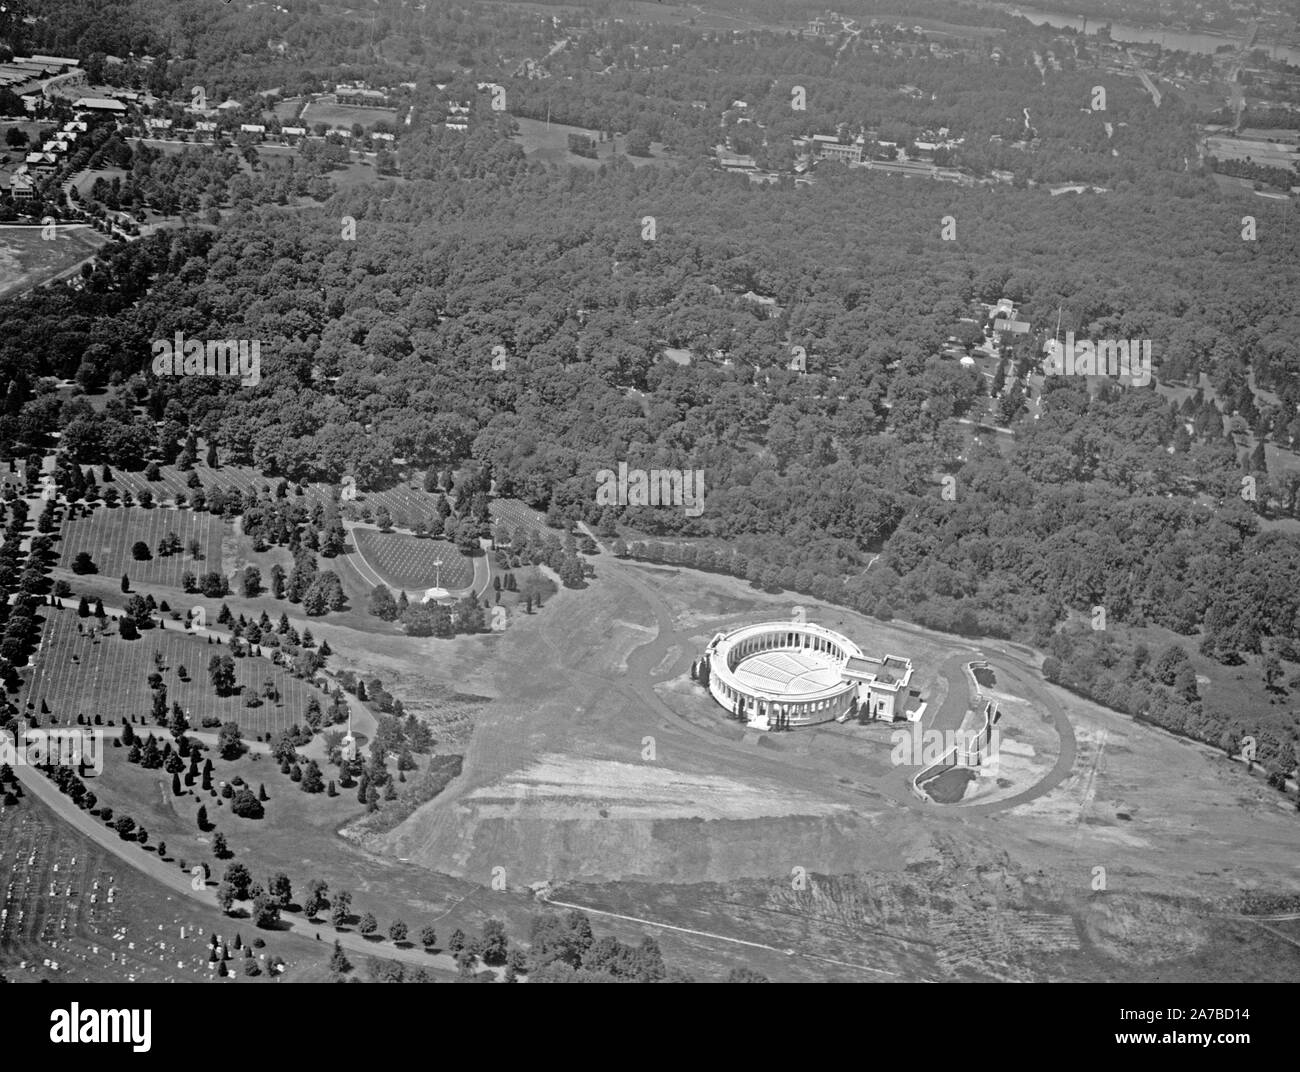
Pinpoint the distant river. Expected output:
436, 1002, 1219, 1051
998, 4, 1300, 66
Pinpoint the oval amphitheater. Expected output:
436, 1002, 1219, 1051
700, 621, 917, 730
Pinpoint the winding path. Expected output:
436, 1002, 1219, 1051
10, 760, 474, 976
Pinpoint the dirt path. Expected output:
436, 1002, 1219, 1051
540, 895, 901, 977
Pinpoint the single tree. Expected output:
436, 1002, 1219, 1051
331, 891, 352, 928
222, 861, 252, 899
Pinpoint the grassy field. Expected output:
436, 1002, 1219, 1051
253, 142, 299, 162
1204, 132, 1300, 169
326, 157, 406, 192
0, 793, 331, 982
67, 454, 493, 534
362, 547, 1300, 980
353, 529, 476, 590
269, 97, 307, 123
301, 99, 399, 130
489, 497, 549, 536
0, 223, 107, 300
19, 607, 330, 740
0, 120, 48, 148
45, 487, 469, 639
67, 165, 128, 200
58, 505, 229, 590
511, 117, 676, 170
29, 467, 1300, 979
68, 452, 327, 501
72, 686, 531, 968
349, 481, 451, 526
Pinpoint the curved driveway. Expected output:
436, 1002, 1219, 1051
578, 527, 1078, 817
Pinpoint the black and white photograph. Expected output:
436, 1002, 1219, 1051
0, 0, 1295, 1043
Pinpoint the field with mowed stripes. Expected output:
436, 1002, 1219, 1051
57, 506, 253, 591
349, 483, 446, 527
489, 498, 548, 537
88, 458, 335, 507
20, 608, 331, 739
352, 529, 475, 590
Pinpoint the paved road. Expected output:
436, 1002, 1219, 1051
12, 473, 494, 976
9, 760, 474, 976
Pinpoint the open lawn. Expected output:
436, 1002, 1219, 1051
301, 99, 399, 130
325, 157, 405, 192
269, 97, 307, 123
0, 459, 28, 490
0, 223, 107, 300
1204, 132, 1300, 169
489, 497, 549, 537
58, 505, 228, 590
511, 117, 676, 169
361, 547, 1300, 980
350, 481, 450, 526
72, 689, 528, 969
0, 792, 331, 982
67, 165, 128, 200
252, 142, 299, 162
74, 455, 330, 504
353, 529, 476, 590
19, 607, 332, 741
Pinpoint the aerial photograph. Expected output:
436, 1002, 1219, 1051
0, 0, 1296, 1039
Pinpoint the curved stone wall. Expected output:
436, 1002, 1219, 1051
704, 621, 864, 727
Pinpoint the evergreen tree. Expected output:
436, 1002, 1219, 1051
300, 760, 324, 793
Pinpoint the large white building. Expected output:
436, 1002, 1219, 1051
700, 621, 917, 730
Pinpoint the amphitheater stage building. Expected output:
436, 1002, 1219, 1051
699, 621, 920, 731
